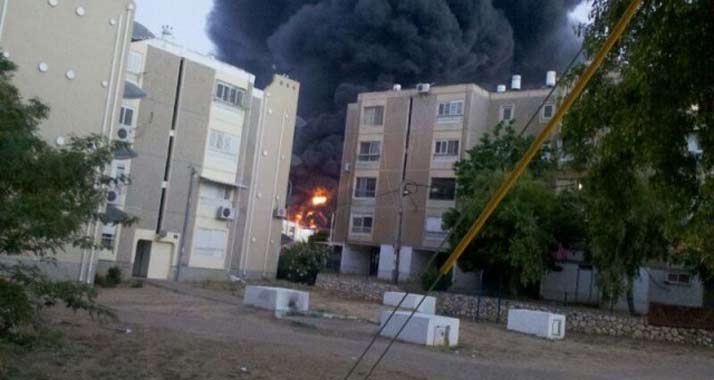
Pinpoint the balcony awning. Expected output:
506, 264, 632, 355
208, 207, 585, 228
200, 175, 248, 189
113, 145, 138, 160
102, 204, 131, 225
124, 81, 147, 99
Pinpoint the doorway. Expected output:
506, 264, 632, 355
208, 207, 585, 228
132, 240, 151, 278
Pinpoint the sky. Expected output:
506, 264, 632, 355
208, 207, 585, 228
134, 0, 215, 54
134, 0, 592, 56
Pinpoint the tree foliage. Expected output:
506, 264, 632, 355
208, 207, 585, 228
443, 124, 585, 294
561, 0, 714, 300
277, 242, 331, 285
0, 56, 132, 256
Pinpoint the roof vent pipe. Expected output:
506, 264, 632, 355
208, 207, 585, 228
546, 71, 557, 87
511, 75, 522, 90
496, 84, 507, 93
392, 84, 402, 91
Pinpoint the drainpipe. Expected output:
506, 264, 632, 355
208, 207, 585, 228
175, 166, 197, 281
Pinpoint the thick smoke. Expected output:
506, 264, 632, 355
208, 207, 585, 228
208, 0, 583, 216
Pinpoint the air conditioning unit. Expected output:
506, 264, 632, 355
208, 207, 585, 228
416, 83, 431, 94
217, 206, 236, 220
344, 162, 352, 172
274, 208, 288, 219
106, 189, 120, 204
116, 126, 132, 141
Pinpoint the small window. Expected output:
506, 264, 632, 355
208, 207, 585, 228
437, 100, 464, 117
434, 140, 459, 157
193, 228, 227, 258
101, 233, 115, 250
542, 103, 555, 120
208, 129, 239, 157
119, 106, 134, 127
424, 217, 447, 240
363, 106, 384, 126
358, 141, 381, 162
214, 81, 245, 108
501, 105, 514, 121
351, 215, 374, 234
429, 178, 456, 200
666, 272, 692, 286
354, 177, 377, 198
127, 51, 143, 74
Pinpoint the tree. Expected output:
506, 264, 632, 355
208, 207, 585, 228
562, 0, 714, 309
442, 124, 585, 295
0, 56, 130, 256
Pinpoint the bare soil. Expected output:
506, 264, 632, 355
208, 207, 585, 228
2, 280, 713, 380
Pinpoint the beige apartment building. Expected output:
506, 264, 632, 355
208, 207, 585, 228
100, 36, 299, 281
0, 0, 136, 281
333, 76, 562, 283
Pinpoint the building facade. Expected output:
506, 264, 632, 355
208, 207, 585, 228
333, 78, 560, 282
101, 38, 299, 281
0, 0, 136, 281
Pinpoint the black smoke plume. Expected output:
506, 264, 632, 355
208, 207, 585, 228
208, 0, 584, 218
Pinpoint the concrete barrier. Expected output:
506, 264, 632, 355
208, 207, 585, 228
243, 286, 309, 313
507, 309, 566, 339
383, 292, 436, 314
379, 310, 459, 347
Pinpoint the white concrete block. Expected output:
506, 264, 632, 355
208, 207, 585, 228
507, 309, 566, 340
243, 286, 309, 312
379, 311, 459, 347
383, 292, 436, 314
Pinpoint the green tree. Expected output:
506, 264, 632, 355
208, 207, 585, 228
443, 124, 585, 295
562, 0, 714, 308
0, 56, 131, 256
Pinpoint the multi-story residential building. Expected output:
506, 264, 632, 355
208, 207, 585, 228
333, 77, 560, 283
0, 0, 136, 281
100, 36, 299, 281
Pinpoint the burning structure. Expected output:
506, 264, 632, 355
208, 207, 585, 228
208, 0, 586, 226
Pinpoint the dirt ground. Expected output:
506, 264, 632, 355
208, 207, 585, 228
2, 280, 713, 380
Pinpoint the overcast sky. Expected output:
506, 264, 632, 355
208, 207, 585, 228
135, 0, 215, 54
134, 0, 592, 56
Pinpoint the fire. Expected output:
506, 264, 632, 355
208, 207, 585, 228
311, 188, 328, 206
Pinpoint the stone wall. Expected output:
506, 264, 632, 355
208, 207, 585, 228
316, 274, 714, 348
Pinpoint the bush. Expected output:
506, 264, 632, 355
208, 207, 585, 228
0, 263, 114, 341
106, 267, 122, 286
277, 242, 330, 285
420, 253, 453, 292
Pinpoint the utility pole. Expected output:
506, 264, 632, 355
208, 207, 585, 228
393, 95, 414, 284
175, 165, 197, 281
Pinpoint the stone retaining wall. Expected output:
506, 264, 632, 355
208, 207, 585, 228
316, 274, 714, 348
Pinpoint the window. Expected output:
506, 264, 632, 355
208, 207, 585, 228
358, 141, 381, 162
434, 140, 459, 157
101, 233, 115, 250
193, 228, 227, 258
424, 217, 447, 240
199, 182, 233, 208
208, 129, 239, 157
363, 106, 384, 126
214, 81, 245, 108
127, 51, 143, 74
354, 177, 377, 198
666, 272, 692, 286
542, 103, 555, 120
351, 215, 374, 234
437, 100, 464, 117
429, 178, 456, 200
500, 105, 514, 121
119, 106, 134, 127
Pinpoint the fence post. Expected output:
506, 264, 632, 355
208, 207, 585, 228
476, 292, 482, 321
496, 295, 502, 323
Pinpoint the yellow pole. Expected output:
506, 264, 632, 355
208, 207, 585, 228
440, 0, 643, 275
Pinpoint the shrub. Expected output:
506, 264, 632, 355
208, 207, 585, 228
106, 267, 122, 287
0, 263, 114, 341
420, 253, 453, 292
277, 242, 330, 285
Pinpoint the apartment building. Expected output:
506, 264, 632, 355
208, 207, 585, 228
0, 0, 136, 281
333, 76, 560, 282
101, 37, 299, 281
